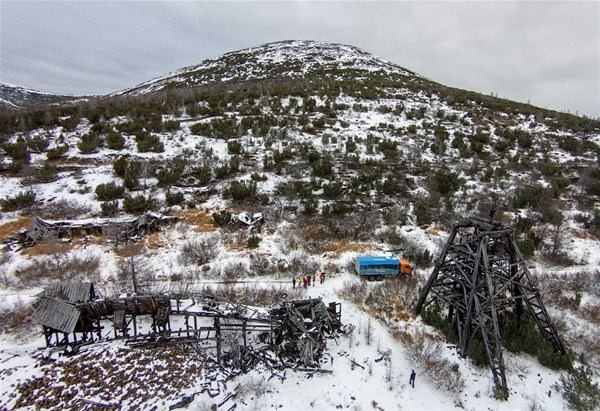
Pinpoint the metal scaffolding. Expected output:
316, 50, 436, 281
415, 216, 565, 396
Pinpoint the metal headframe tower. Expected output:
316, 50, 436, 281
414, 216, 566, 396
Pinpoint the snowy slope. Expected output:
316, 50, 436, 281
116, 40, 420, 96
0, 83, 82, 110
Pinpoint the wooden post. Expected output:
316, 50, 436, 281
242, 320, 247, 347
215, 317, 222, 364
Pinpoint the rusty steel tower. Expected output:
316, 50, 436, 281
415, 216, 565, 396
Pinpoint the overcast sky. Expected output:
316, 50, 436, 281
1, 1, 598, 117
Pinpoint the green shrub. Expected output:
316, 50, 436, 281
190, 122, 212, 136
414, 200, 431, 226
517, 133, 533, 149
302, 198, 318, 215
77, 133, 101, 153
95, 182, 125, 201
323, 181, 343, 198
100, 200, 119, 216
247, 235, 261, 248
27, 136, 49, 152
558, 136, 581, 155
191, 164, 211, 185
512, 185, 544, 209
155, 157, 186, 186
1, 191, 36, 211
36, 162, 57, 183
224, 180, 257, 200
123, 194, 154, 213
311, 157, 333, 177
123, 161, 142, 190
378, 140, 398, 159
165, 191, 184, 206
3, 139, 30, 163
429, 169, 462, 197
322, 201, 349, 215
227, 140, 243, 154
537, 161, 560, 177
560, 366, 600, 411
212, 210, 232, 226
135, 132, 163, 152
162, 120, 180, 131
113, 156, 128, 177
501, 313, 572, 370
47, 144, 69, 160
106, 130, 125, 150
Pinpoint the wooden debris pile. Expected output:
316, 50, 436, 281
27, 283, 346, 410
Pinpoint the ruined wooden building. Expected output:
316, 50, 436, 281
7, 212, 176, 248
33, 282, 343, 368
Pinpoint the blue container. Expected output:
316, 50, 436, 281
355, 256, 400, 280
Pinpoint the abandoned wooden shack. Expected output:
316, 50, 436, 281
6, 212, 177, 249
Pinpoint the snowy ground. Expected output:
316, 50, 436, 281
0, 267, 573, 410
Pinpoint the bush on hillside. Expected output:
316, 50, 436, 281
212, 210, 231, 226
123, 194, 154, 213
559, 366, 600, 411
165, 191, 184, 206
224, 180, 257, 201
135, 131, 163, 152
106, 130, 125, 150
95, 182, 125, 201
77, 133, 102, 154
100, 200, 119, 216
27, 136, 49, 152
1, 191, 36, 211
36, 161, 57, 183
46, 144, 69, 160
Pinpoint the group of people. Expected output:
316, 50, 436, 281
292, 272, 326, 289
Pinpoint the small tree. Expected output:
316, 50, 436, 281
113, 156, 128, 177
47, 144, 69, 160
36, 161, 57, 183
165, 190, 184, 206
155, 157, 186, 186
106, 130, 125, 150
1, 191, 36, 211
212, 210, 232, 226
247, 235, 261, 249
227, 140, 243, 154
101, 200, 119, 216
560, 366, 600, 411
224, 180, 257, 201
77, 133, 102, 154
123, 194, 154, 213
95, 182, 125, 201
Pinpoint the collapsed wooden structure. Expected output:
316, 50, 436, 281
6, 212, 177, 248
415, 216, 566, 397
33, 282, 343, 369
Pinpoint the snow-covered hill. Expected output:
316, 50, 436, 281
116, 40, 419, 95
0, 83, 82, 111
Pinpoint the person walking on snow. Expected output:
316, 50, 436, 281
307, 275, 311, 286
303, 277, 308, 289
320, 272, 325, 284
409, 370, 416, 388
292, 276, 296, 289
